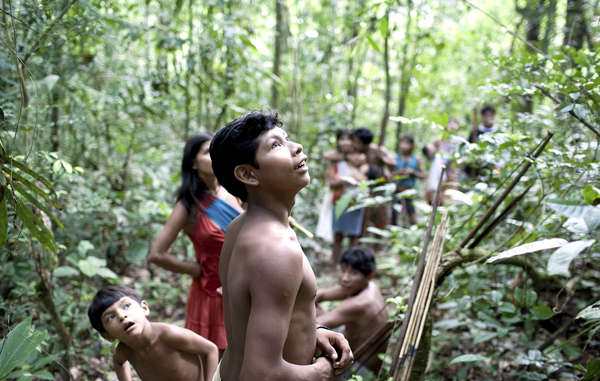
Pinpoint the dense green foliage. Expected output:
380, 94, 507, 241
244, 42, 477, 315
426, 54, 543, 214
1, 0, 599, 380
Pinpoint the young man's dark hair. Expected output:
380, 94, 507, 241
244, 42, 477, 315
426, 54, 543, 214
340, 246, 376, 277
210, 111, 281, 202
88, 285, 142, 333
352, 128, 374, 145
481, 104, 495, 115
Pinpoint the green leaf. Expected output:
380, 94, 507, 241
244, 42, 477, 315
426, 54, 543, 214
547, 239, 595, 277
53, 266, 79, 278
486, 238, 567, 263
0, 195, 7, 247
0, 156, 53, 189
531, 305, 554, 320
0, 317, 45, 379
583, 185, 600, 206
77, 256, 105, 277
97, 267, 118, 279
126, 240, 149, 264
449, 354, 488, 365
77, 240, 94, 256
334, 191, 354, 220
12, 196, 57, 252
473, 331, 497, 345
582, 359, 600, 381
366, 34, 382, 54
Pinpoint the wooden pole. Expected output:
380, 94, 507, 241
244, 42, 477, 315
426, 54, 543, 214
389, 166, 446, 376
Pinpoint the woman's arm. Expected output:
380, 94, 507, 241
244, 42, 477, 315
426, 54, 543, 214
147, 202, 201, 277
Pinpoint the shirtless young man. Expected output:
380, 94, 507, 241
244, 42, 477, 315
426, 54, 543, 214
210, 111, 353, 380
316, 246, 388, 374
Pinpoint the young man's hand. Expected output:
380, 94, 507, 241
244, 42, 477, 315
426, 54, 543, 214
315, 329, 354, 375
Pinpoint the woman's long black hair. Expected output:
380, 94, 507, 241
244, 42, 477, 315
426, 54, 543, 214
176, 133, 212, 213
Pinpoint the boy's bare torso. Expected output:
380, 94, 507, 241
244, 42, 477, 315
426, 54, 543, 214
219, 211, 318, 380
117, 323, 204, 381
343, 282, 387, 348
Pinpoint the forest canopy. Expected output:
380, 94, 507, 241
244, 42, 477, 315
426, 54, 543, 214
1, 0, 599, 380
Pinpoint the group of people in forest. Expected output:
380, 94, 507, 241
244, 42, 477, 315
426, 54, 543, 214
87, 105, 499, 381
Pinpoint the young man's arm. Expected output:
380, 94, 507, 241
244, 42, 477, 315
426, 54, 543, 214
240, 243, 333, 381
147, 202, 201, 277
161, 324, 219, 381
317, 299, 362, 330
114, 345, 133, 381
316, 285, 352, 303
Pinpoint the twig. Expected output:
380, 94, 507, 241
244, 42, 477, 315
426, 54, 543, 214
534, 84, 600, 138
468, 185, 531, 249
457, 131, 554, 250
22, 0, 78, 64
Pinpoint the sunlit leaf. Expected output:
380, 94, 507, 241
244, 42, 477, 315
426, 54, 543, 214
449, 354, 488, 365
486, 238, 567, 263
547, 239, 595, 277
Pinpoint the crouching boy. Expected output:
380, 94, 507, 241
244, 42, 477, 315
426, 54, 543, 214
316, 246, 389, 376
88, 285, 218, 381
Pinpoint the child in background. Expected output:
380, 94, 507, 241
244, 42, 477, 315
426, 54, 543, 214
88, 285, 218, 381
325, 129, 368, 264
391, 135, 424, 225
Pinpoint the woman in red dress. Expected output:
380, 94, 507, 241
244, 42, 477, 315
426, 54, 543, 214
148, 133, 242, 352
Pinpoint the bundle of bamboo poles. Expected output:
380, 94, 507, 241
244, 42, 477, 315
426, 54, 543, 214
392, 211, 448, 381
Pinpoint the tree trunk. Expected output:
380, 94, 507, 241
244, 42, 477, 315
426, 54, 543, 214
214, 0, 235, 129
272, 0, 286, 110
378, 6, 391, 146
564, 0, 590, 50
395, 0, 415, 151
184, 0, 194, 139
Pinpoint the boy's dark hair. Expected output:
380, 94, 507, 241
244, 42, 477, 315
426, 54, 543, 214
481, 104, 496, 115
340, 246, 376, 276
336, 128, 352, 141
401, 135, 415, 146
353, 128, 374, 145
210, 111, 282, 202
88, 285, 143, 333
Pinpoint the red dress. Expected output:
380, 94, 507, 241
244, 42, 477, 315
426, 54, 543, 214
184, 195, 238, 350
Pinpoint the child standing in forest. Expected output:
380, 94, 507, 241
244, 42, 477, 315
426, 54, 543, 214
88, 285, 218, 381
324, 129, 368, 264
391, 135, 424, 225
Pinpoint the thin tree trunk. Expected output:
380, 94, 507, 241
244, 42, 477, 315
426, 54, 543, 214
184, 0, 194, 139
214, 0, 235, 129
378, 6, 391, 146
542, 0, 557, 54
395, 0, 414, 150
564, 0, 589, 49
272, 0, 285, 110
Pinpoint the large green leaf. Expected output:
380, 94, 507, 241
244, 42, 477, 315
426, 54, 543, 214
547, 202, 600, 231
126, 240, 149, 264
12, 196, 57, 252
334, 191, 354, 220
449, 354, 488, 365
486, 238, 567, 264
77, 256, 106, 277
547, 239, 595, 277
582, 359, 600, 381
0, 317, 45, 379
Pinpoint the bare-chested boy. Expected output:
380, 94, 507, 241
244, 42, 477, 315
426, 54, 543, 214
316, 246, 388, 374
209, 111, 353, 380
88, 285, 218, 381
